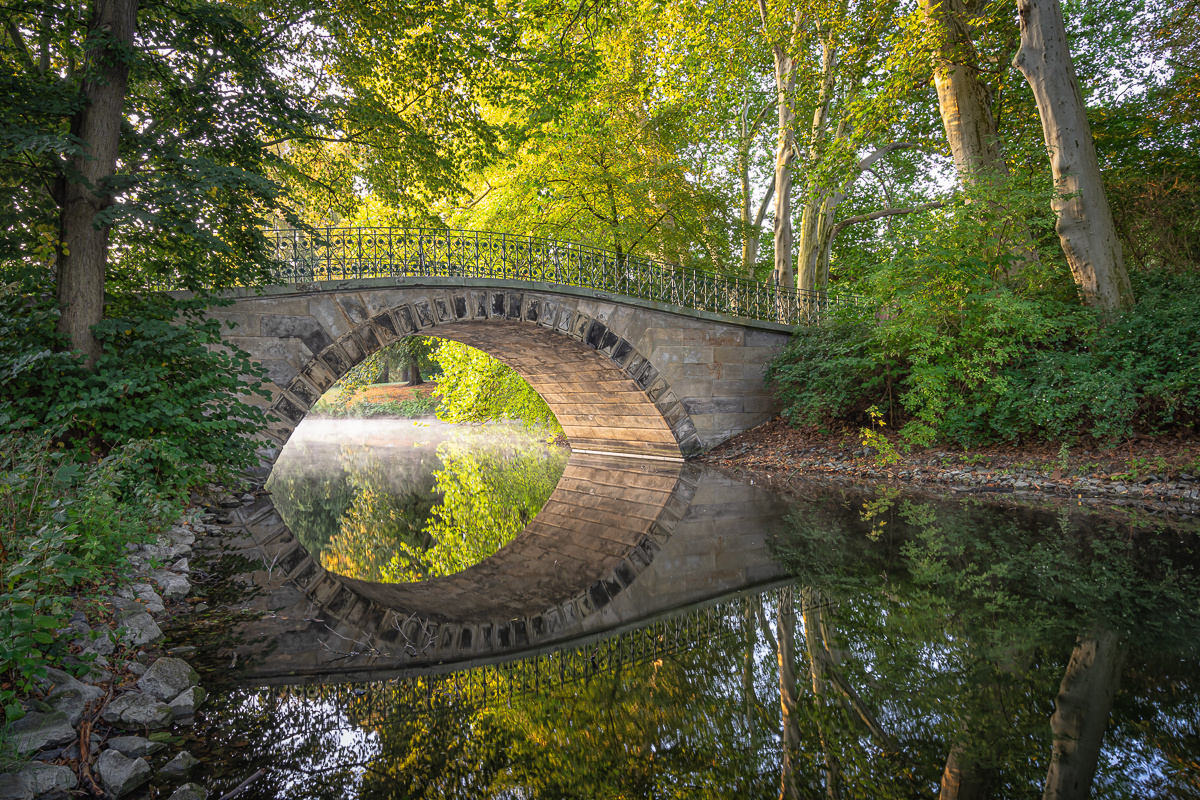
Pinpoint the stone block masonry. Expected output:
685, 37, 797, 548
196, 278, 792, 466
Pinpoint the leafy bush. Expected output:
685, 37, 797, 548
312, 392, 439, 419
433, 340, 561, 432
0, 276, 271, 488
767, 192, 1200, 446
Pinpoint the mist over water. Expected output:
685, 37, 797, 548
266, 416, 569, 585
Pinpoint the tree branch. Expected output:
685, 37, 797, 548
6, 18, 35, 72
753, 175, 776, 229
829, 201, 947, 242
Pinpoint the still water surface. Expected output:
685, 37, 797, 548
177, 418, 1200, 799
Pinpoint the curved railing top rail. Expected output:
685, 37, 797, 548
264, 226, 862, 327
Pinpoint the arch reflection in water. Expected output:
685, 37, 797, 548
186, 485, 1200, 800
210, 461, 789, 681
266, 419, 569, 584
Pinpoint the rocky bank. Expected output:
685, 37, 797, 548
1, 486, 256, 800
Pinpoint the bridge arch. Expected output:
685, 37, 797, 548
208, 278, 791, 467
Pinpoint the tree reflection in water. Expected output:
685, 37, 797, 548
267, 423, 568, 583
192, 491, 1200, 799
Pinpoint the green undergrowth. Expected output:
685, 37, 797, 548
0, 272, 274, 728
766, 192, 1200, 449
0, 428, 183, 726
311, 388, 439, 419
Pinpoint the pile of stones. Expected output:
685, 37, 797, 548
0, 495, 248, 800
2, 658, 207, 800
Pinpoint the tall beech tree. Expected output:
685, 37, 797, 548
1013, 0, 1135, 310
2, 0, 317, 362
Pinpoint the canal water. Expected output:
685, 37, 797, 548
170, 417, 1200, 799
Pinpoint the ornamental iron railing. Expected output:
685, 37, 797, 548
264, 227, 861, 326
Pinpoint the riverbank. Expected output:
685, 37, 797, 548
0, 485, 260, 800
702, 418, 1200, 519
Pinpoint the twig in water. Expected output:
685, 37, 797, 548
215, 768, 267, 800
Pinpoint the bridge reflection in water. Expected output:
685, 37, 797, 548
179, 473, 1200, 800
209, 455, 790, 684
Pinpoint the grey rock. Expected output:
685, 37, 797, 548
166, 527, 196, 547
105, 736, 166, 758
83, 653, 110, 669
48, 689, 88, 726
217, 494, 241, 508
150, 570, 191, 600
116, 609, 163, 646
170, 557, 191, 573
0, 773, 32, 800
14, 762, 76, 797
194, 604, 210, 613
157, 751, 198, 781
5, 712, 76, 754
38, 668, 103, 705
168, 784, 208, 800
127, 663, 147, 677
169, 686, 206, 716
95, 750, 151, 797
114, 587, 135, 601
131, 583, 166, 614
138, 658, 200, 702
142, 543, 193, 561
79, 630, 115, 656
101, 693, 174, 730
167, 646, 196, 658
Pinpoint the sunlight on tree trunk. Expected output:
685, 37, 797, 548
1013, 0, 1135, 310
1042, 628, 1126, 800
920, 0, 1006, 182
921, 0, 1040, 274
940, 739, 998, 800
56, 0, 137, 365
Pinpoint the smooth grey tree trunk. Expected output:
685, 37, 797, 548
923, 0, 1040, 274
56, 0, 137, 365
1013, 0, 1134, 310
1042, 628, 1126, 800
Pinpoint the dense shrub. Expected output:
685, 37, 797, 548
311, 392, 439, 419
768, 195, 1200, 446
0, 275, 271, 488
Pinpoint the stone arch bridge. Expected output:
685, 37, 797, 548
200, 227, 857, 465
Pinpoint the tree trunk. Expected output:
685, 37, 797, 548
769, 60, 797, 289
793, 21, 842, 295
923, 0, 1040, 274
56, 0, 137, 365
1012, 0, 1134, 310
744, 596, 758, 740
920, 0, 1006, 182
1042, 628, 1126, 800
801, 587, 840, 799
407, 353, 423, 386
776, 587, 802, 800
940, 740, 998, 800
